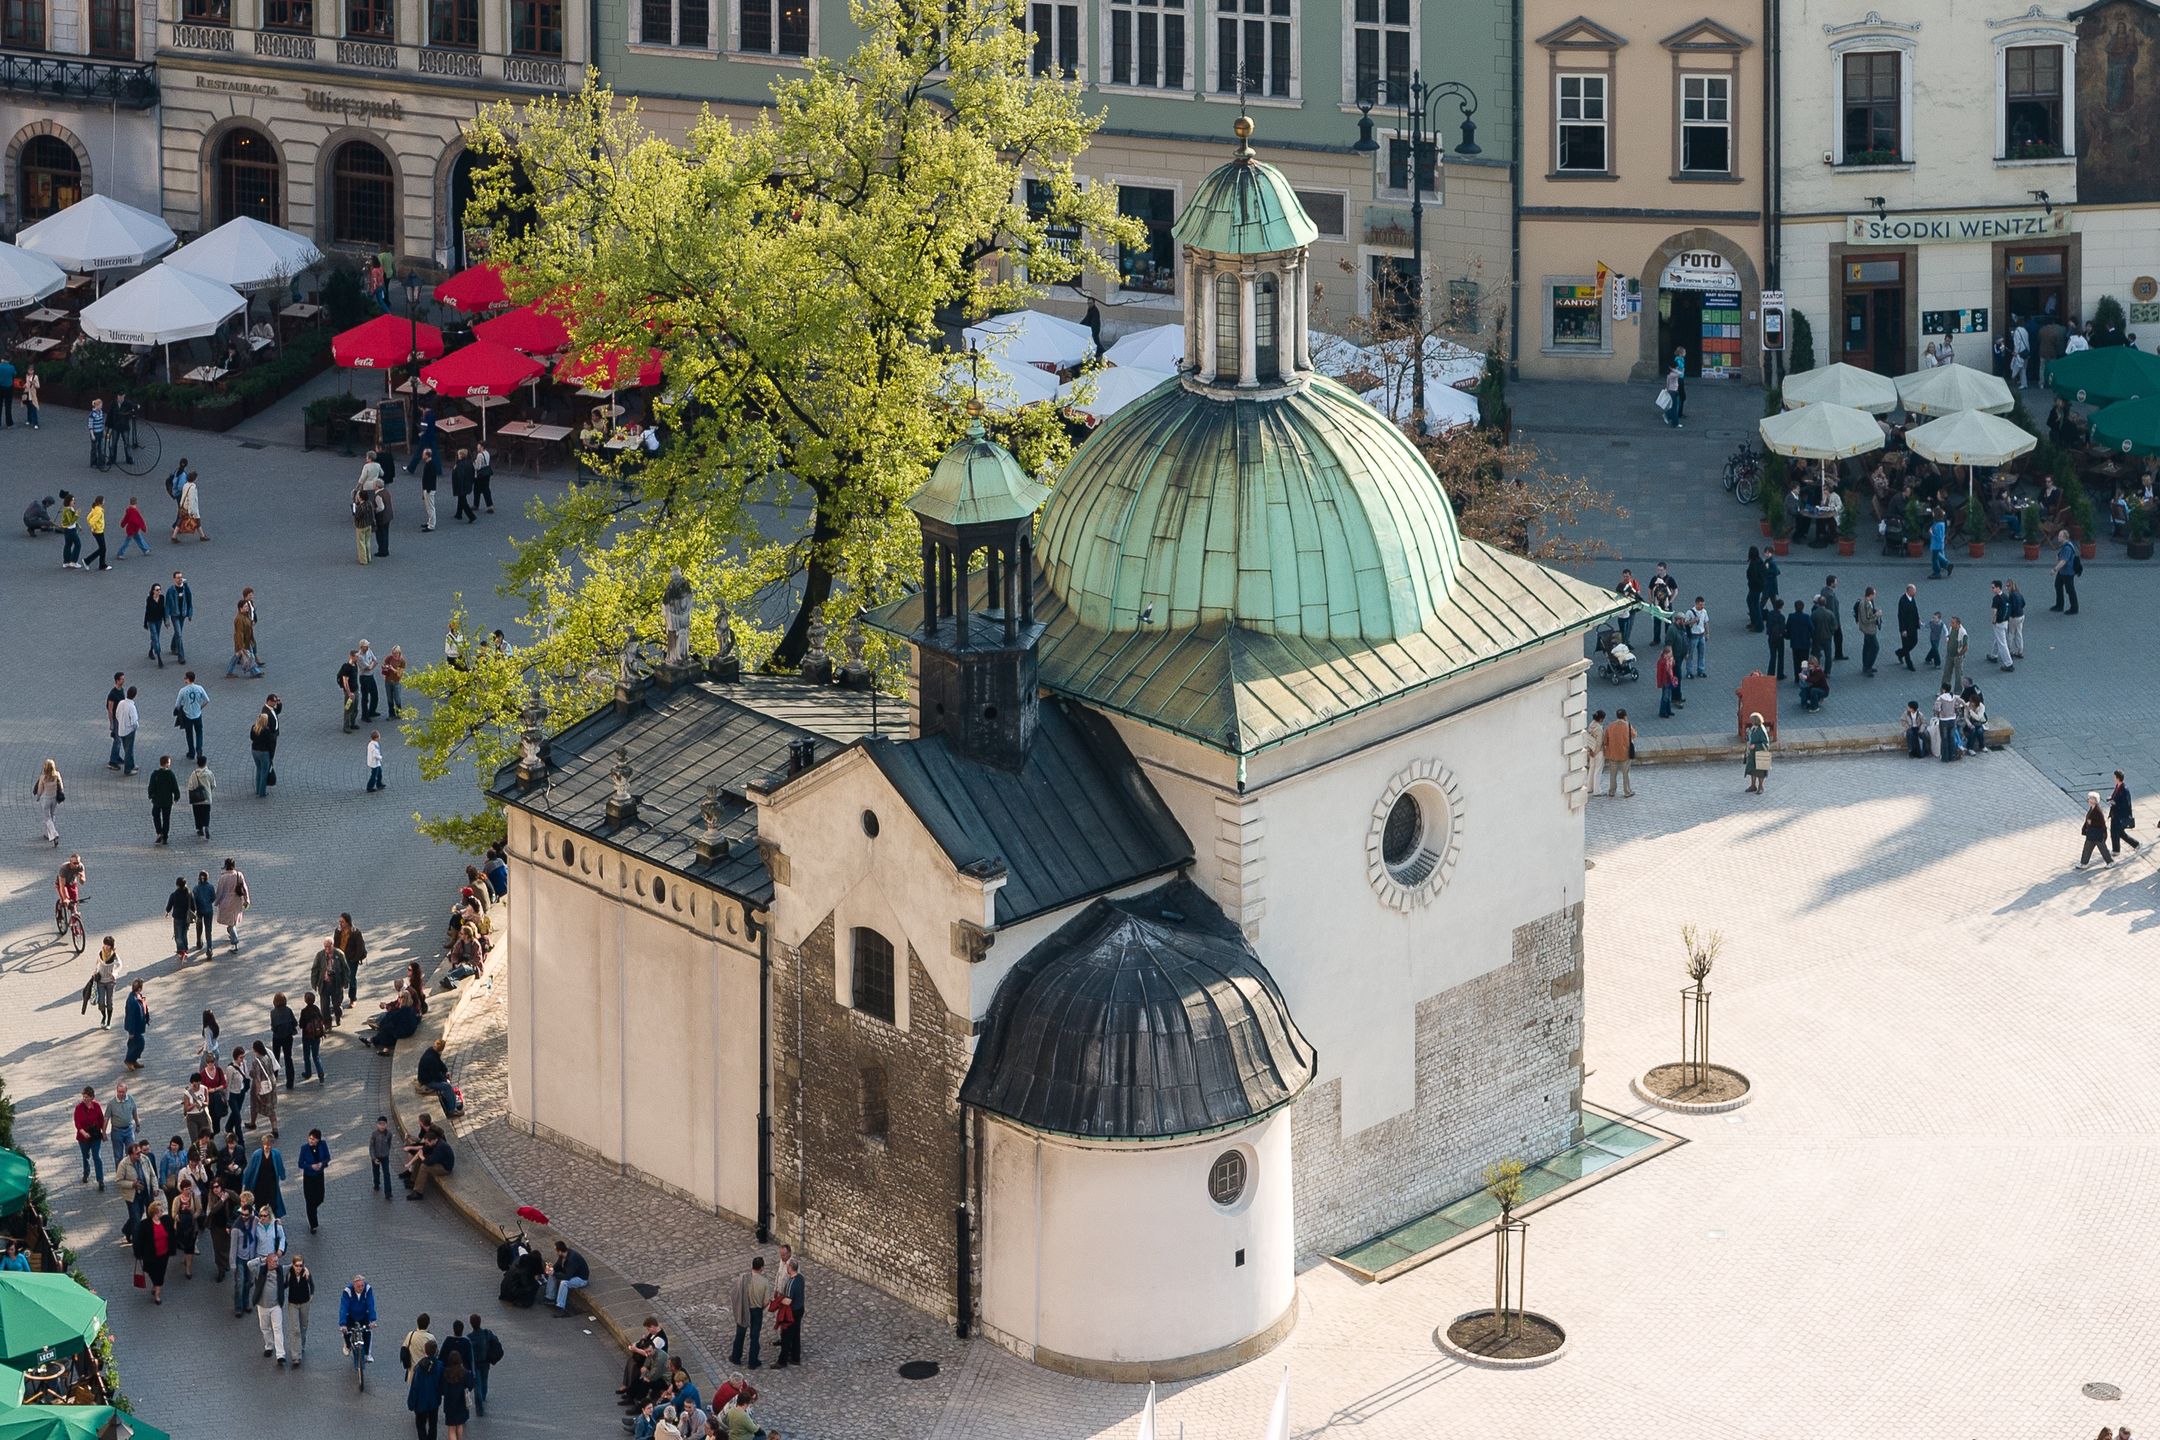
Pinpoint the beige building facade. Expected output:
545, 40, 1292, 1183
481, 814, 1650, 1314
1519, 9, 1770, 383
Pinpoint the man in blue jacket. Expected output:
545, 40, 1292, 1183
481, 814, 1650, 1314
122, 980, 149, 1070
164, 572, 193, 663
339, 1274, 378, 1366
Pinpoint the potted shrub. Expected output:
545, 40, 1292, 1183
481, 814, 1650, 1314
2073, 493, 2100, 559
1905, 497, 1926, 557
2130, 503, 2154, 560
2023, 508, 2043, 560
1763, 486, 1789, 555
1964, 494, 1988, 557
303, 393, 357, 451
1837, 493, 1858, 555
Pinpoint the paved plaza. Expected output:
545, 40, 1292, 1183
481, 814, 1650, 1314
2, 383, 2158, 1439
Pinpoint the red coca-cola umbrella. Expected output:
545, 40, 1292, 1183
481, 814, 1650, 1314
558, 344, 664, 392
434, 263, 509, 314
420, 339, 543, 441
334, 312, 445, 371
476, 301, 571, 357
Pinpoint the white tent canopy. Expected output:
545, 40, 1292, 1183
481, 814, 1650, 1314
1103, 323, 1183, 371
1057, 365, 1175, 420
1759, 401, 1885, 460
962, 309, 1095, 368
1359, 374, 1481, 435
81, 266, 246, 379
1781, 361, 1899, 414
1904, 408, 2037, 468
1894, 362, 2015, 417
163, 217, 323, 292
939, 350, 1058, 412
16, 194, 176, 274
1332, 332, 1486, 390
0, 242, 65, 311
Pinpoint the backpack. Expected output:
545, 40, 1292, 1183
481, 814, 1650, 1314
484, 1330, 504, 1366
167, 471, 185, 501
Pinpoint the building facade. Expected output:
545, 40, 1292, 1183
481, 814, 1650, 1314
1777, 0, 2160, 376
154, 0, 585, 265
1518, 6, 1770, 383
593, 0, 1517, 341
0, 1, 161, 230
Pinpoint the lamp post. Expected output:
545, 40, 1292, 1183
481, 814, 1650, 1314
1353, 72, 1480, 434
403, 270, 423, 421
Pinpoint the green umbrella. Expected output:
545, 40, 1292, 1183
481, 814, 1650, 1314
0, 1276, 104, 1368
2090, 396, 2160, 457
2047, 346, 2160, 404
0, 1406, 170, 1440
0, 1152, 31, 1220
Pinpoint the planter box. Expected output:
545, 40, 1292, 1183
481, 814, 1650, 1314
2080, 542, 2098, 560
1837, 538, 1856, 556
1906, 541, 1924, 557
2024, 543, 2042, 560
2131, 539, 2155, 560
1967, 542, 1987, 557
1771, 539, 1791, 555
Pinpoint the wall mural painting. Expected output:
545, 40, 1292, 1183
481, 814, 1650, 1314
2078, 0, 2160, 204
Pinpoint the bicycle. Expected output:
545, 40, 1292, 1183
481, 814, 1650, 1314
343, 1321, 372, 1391
53, 893, 85, 956
114, 420, 163, 479
1724, 441, 1763, 506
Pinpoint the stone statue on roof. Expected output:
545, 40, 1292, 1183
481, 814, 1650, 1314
609, 745, 634, 803
617, 633, 654, 686
714, 602, 737, 663
662, 568, 694, 666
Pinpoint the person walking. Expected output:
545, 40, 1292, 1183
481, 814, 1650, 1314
1600, 709, 1635, 797
729, 1257, 771, 1370
252, 1218, 291, 1365
467, 1313, 501, 1416
284, 1253, 315, 1365
269, 992, 298, 1087
409, 1341, 444, 1440
1653, 643, 1677, 719
111, 684, 141, 777
451, 452, 476, 524
118, 497, 149, 559
299, 993, 326, 1083
338, 651, 361, 733
243, 1131, 287, 1216
175, 672, 208, 760
1822, 575, 1846, 662
84, 495, 108, 570
56, 492, 80, 568
383, 645, 408, 719
337, 913, 366, 1006
174, 471, 207, 542
148, 757, 180, 845
2079, 792, 2115, 869
1744, 547, 1767, 632
1928, 510, 1953, 578
1743, 711, 1772, 795
1810, 592, 1837, 674
1895, 584, 1921, 671
228, 1197, 259, 1316
1763, 598, 1787, 679
86, 400, 107, 467
473, 442, 496, 514
87, 941, 117, 1028
2111, 771, 2141, 857
1585, 709, 1605, 796
366, 730, 386, 792
1941, 616, 1970, 693
1661, 349, 1687, 428
123, 979, 149, 1069
22, 361, 39, 428
33, 758, 62, 846
72, 1087, 106, 1190
1785, 599, 1813, 683
130, 1198, 171, 1304
187, 758, 215, 840
314, 941, 349, 1029
441, 1351, 474, 1440
143, 582, 167, 668
228, 600, 263, 679
249, 697, 280, 797
165, 572, 193, 661
298, 1128, 330, 1233
420, 451, 442, 532
353, 469, 377, 565
2052, 528, 2081, 614
2006, 579, 2028, 659
358, 640, 382, 722
105, 1079, 137, 1168
1854, 588, 1883, 676
369, 1116, 395, 1201
192, 871, 216, 955
773, 1260, 805, 1369
214, 858, 249, 951
1988, 581, 2015, 670
165, 876, 192, 960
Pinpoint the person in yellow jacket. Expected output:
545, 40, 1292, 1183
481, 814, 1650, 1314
85, 495, 108, 571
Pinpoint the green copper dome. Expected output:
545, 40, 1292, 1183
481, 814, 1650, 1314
908, 421, 1049, 527
1171, 119, 1319, 257
1035, 376, 1462, 641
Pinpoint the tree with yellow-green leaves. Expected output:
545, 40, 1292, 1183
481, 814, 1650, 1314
407, 0, 1133, 849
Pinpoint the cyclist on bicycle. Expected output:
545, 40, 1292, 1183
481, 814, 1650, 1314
56, 854, 86, 911
339, 1273, 377, 1360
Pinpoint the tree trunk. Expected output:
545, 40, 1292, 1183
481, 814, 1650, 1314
774, 502, 840, 668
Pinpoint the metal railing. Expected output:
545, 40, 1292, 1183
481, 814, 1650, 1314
0, 51, 157, 107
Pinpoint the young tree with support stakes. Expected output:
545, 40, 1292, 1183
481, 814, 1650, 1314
1484, 1157, 1528, 1338
1681, 924, 1723, 1087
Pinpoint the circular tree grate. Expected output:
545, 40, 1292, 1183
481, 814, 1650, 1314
2084, 1382, 2123, 1402
898, 1360, 941, 1381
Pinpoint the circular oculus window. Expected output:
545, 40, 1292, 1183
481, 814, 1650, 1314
1366, 761, 1464, 912
1207, 1149, 1248, 1208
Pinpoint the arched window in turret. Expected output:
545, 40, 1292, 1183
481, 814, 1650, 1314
1214, 273, 1240, 383
1255, 276, 1280, 382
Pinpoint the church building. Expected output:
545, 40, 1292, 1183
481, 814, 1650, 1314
492, 119, 1625, 1381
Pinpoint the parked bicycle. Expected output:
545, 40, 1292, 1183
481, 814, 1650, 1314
1723, 441, 1762, 505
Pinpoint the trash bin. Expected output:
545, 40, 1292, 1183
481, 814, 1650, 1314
1735, 673, 1777, 740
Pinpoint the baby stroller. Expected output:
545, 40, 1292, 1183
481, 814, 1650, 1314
1594, 627, 1639, 683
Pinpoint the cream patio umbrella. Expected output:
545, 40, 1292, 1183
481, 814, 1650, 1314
1895, 362, 2015, 417
1760, 401, 1885, 506
15, 194, 175, 278
1780, 361, 1900, 414
79, 264, 246, 380
0, 243, 64, 312
1904, 407, 2036, 502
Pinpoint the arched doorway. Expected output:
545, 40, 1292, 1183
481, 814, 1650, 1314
328, 139, 396, 251
214, 128, 281, 227
1636, 228, 1761, 384
446, 148, 535, 271
18, 134, 81, 225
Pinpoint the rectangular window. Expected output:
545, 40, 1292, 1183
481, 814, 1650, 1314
739, 0, 809, 56
1841, 51, 1901, 161
1109, 0, 1183, 88
512, 0, 561, 53
1386, 137, 1436, 193
1680, 73, 1731, 174
1350, 0, 1408, 106
1293, 189, 1344, 239
261, 0, 311, 32
1215, 0, 1290, 98
1550, 281, 1602, 348
1117, 184, 1177, 295
429, 0, 479, 47
2005, 44, 2064, 156
1024, 178, 1081, 263
850, 929, 895, 1025
4, 0, 44, 48
180, 0, 230, 24
87, 0, 132, 52
1556, 72, 1608, 173
1369, 255, 1417, 327
347, 0, 392, 38
642, 0, 705, 45
1029, 0, 1077, 76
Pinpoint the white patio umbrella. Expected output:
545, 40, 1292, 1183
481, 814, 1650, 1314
1894, 362, 2015, 417
962, 309, 1095, 368
1905, 406, 2037, 501
16, 193, 176, 275
163, 217, 323, 293
1057, 365, 1175, 421
939, 349, 1058, 412
1103, 323, 1183, 371
1780, 361, 1899, 414
0, 242, 65, 311
1359, 374, 1481, 436
1760, 400, 1885, 501
80, 265, 246, 380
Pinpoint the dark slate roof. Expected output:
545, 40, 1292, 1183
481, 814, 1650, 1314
858, 699, 1191, 927
488, 677, 883, 906
960, 879, 1316, 1141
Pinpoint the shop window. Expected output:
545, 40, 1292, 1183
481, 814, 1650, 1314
429, 0, 478, 47
513, 0, 561, 53
1680, 74, 1731, 174
1107, 0, 1184, 89
1549, 279, 1603, 349
1214, 0, 1291, 99
215, 128, 281, 227
1350, 0, 1409, 106
2005, 45, 2064, 158
1028, 0, 1078, 77
346, 0, 392, 37
17, 135, 79, 225
330, 140, 395, 249
86, 0, 132, 54
738, 0, 809, 57
1116, 184, 1176, 295
4, 0, 44, 49
850, 927, 895, 1024
1556, 73, 1608, 173
1841, 51, 1902, 163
